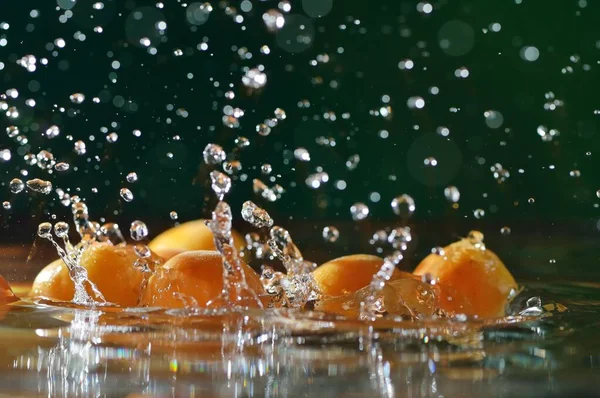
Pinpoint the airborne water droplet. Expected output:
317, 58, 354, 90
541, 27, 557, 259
120, 188, 134, 202
444, 186, 460, 203
126, 172, 138, 183
203, 143, 226, 165
130, 220, 148, 241
241, 201, 274, 228
74, 140, 86, 155
391, 194, 416, 218
210, 170, 231, 199
242, 68, 267, 89
322, 226, 339, 242
9, 178, 24, 193
26, 178, 52, 194
350, 202, 369, 221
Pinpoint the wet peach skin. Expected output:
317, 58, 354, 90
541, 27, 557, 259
27, 219, 517, 319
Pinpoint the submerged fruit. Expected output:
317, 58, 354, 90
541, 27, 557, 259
0, 275, 17, 304
313, 254, 414, 297
148, 219, 246, 258
140, 250, 264, 309
30, 242, 163, 306
413, 231, 517, 318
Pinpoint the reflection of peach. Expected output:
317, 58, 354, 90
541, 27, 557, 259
30, 242, 163, 307
0, 275, 17, 304
148, 219, 246, 259
140, 250, 264, 309
313, 254, 414, 297
413, 233, 517, 318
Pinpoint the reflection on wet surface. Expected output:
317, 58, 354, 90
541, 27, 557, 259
0, 282, 598, 397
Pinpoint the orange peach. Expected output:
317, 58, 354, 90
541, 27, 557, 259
148, 219, 246, 259
140, 250, 264, 309
30, 242, 163, 306
413, 231, 517, 318
0, 275, 17, 304
312, 254, 414, 297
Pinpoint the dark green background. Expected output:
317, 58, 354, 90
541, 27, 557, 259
0, 0, 599, 281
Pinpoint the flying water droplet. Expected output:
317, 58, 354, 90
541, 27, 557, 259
350, 202, 369, 221
74, 140, 86, 155
54, 162, 70, 172
391, 194, 416, 218
203, 143, 226, 165
69, 93, 85, 104
242, 68, 267, 89
120, 188, 134, 202
444, 186, 460, 203
346, 154, 360, 170
241, 201, 274, 228
26, 178, 52, 194
322, 226, 339, 242
130, 220, 149, 241
126, 172, 138, 183
9, 178, 24, 193
473, 208, 485, 219
210, 171, 231, 200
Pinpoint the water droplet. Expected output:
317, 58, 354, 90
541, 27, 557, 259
74, 140, 86, 155
54, 222, 69, 238
256, 123, 272, 136
69, 93, 85, 104
431, 246, 445, 256
130, 220, 149, 241
391, 194, 416, 218
500, 226, 511, 235
261, 164, 272, 174
322, 226, 339, 242
126, 172, 138, 183
169, 211, 178, 220
274, 107, 287, 120
2, 201, 10, 210
9, 178, 24, 194
242, 68, 267, 89
491, 163, 510, 183
473, 208, 485, 219
294, 147, 311, 162
444, 186, 460, 202
262, 9, 285, 32
6, 126, 18, 138
36, 150, 55, 169
388, 227, 412, 249
235, 136, 250, 148
210, 170, 231, 199
569, 170, 581, 178
241, 200, 274, 228
345, 154, 360, 170
203, 143, 226, 165
55, 162, 70, 172
120, 188, 134, 202
305, 172, 329, 189
45, 125, 60, 139
37, 222, 52, 237
423, 157, 438, 166
26, 178, 52, 194
350, 202, 369, 221
106, 132, 118, 143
